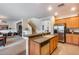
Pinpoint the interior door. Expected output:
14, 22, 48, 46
18, 25, 22, 36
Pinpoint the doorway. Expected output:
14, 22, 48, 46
17, 22, 22, 36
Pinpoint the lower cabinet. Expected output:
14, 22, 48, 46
66, 34, 79, 45
50, 38, 55, 53
29, 40, 40, 55
50, 36, 58, 54
29, 35, 58, 55
41, 43, 49, 55
73, 34, 79, 45
66, 34, 73, 44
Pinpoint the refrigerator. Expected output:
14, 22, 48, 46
54, 24, 66, 43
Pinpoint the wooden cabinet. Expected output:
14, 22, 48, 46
66, 18, 73, 28
55, 16, 79, 28
41, 43, 49, 55
50, 36, 58, 54
29, 40, 50, 55
54, 36, 58, 49
29, 35, 58, 55
50, 38, 55, 53
73, 16, 79, 25
66, 34, 73, 44
29, 40, 40, 55
73, 34, 79, 45
55, 19, 66, 24
66, 16, 79, 28
66, 34, 79, 45
72, 16, 79, 28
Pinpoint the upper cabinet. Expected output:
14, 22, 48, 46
55, 16, 79, 28
66, 16, 79, 28
72, 16, 79, 28
55, 19, 66, 24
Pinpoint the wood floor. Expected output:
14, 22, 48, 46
52, 43, 79, 55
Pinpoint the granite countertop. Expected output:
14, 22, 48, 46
32, 34, 57, 44
67, 32, 79, 34
23, 32, 50, 38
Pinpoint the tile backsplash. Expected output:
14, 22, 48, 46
68, 28, 79, 33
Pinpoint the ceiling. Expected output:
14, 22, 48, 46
0, 3, 78, 22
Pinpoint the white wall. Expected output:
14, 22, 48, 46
50, 16, 55, 34
29, 18, 42, 33
40, 16, 55, 34
41, 20, 50, 32
22, 18, 42, 34
8, 22, 16, 29
15, 16, 55, 35
22, 19, 32, 35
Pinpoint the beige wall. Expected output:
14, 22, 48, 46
8, 22, 16, 29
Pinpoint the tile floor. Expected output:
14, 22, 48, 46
6, 36, 22, 45
0, 36, 26, 55
52, 43, 79, 55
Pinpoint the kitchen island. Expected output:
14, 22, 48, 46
28, 33, 59, 55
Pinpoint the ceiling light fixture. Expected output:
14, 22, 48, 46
48, 6, 52, 11
54, 12, 58, 16
71, 7, 76, 11
0, 15, 7, 19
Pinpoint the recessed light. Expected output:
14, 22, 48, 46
71, 7, 76, 11
54, 12, 58, 16
0, 20, 2, 22
48, 6, 52, 11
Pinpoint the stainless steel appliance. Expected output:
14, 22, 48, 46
54, 24, 66, 43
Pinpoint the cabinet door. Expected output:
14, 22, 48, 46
78, 36, 79, 45
73, 34, 79, 45
55, 19, 61, 24
41, 43, 49, 55
66, 34, 73, 44
55, 19, 66, 24
50, 36, 58, 54
66, 16, 79, 28
54, 36, 58, 49
66, 18, 73, 28
50, 38, 54, 53
71, 16, 79, 28
29, 40, 40, 55
29, 40, 35, 55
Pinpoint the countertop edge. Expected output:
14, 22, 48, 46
32, 34, 58, 44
